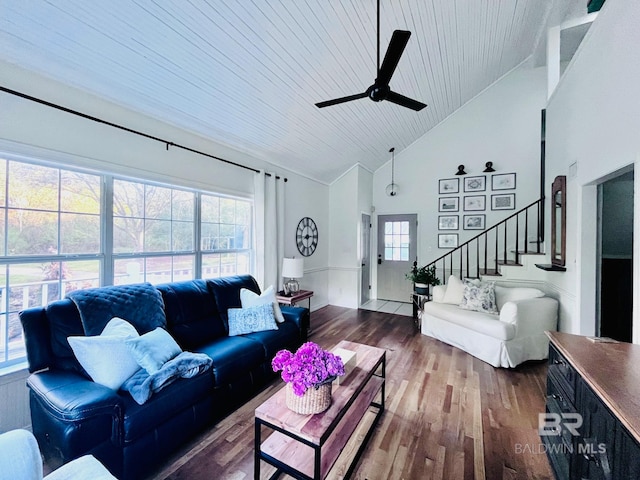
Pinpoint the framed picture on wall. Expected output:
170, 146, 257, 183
463, 176, 486, 192
491, 173, 516, 190
439, 197, 459, 212
463, 214, 485, 230
463, 195, 485, 211
438, 215, 458, 230
439, 178, 460, 194
491, 193, 516, 210
438, 233, 458, 249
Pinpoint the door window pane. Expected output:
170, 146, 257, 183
383, 221, 410, 261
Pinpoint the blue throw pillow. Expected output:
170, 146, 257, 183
126, 327, 182, 375
228, 303, 278, 336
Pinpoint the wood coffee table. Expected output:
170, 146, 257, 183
254, 341, 386, 479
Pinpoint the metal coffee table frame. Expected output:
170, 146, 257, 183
254, 345, 385, 480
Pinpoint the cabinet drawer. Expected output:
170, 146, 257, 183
542, 434, 570, 480
575, 378, 616, 480
548, 344, 576, 404
546, 375, 577, 447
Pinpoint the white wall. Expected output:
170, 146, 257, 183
357, 166, 374, 303
284, 173, 330, 311
327, 164, 373, 308
371, 64, 547, 297
544, 0, 640, 339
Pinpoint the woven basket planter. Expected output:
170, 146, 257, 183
285, 382, 332, 414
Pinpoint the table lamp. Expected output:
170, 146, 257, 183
282, 257, 304, 295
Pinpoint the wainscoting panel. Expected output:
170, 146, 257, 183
0, 368, 31, 432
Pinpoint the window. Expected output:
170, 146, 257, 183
383, 221, 410, 261
0, 156, 254, 369
201, 194, 252, 278
113, 180, 196, 285
0, 158, 102, 368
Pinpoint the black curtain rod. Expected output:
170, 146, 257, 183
0, 85, 287, 181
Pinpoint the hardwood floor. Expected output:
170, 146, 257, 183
149, 306, 554, 480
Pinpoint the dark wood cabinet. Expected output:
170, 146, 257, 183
544, 333, 640, 480
574, 377, 616, 480
615, 428, 640, 480
543, 345, 577, 479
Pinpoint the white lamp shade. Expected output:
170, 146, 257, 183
282, 258, 304, 278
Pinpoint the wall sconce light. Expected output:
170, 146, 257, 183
455, 164, 466, 175
483, 161, 495, 172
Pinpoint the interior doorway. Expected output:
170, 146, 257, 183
376, 214, 417, 302
360, 213, 371, 305
597, 169, 634, 342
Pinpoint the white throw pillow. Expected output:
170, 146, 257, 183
494, 285, 545, 310
240, 285, 285, 323
68, 317, 141, 390
441, 275, 465, 304
441, 276, 480, 304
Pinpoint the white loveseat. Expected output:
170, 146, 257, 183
421, 276, 558, 368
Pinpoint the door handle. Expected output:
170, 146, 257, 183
378, 254, 382, 265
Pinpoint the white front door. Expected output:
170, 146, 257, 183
377, 214, 417, 302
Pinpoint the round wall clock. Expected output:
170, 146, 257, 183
296, 217, 318, 257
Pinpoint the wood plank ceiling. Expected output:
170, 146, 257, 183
0, 1, 582, 183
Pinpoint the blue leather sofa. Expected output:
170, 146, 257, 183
19, 275, 309, 479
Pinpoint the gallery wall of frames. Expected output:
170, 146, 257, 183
437, 172, 516, 249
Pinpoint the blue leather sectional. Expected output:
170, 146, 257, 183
19, 275, 309, 479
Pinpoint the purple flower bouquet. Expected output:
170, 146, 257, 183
272, 342, 345, 397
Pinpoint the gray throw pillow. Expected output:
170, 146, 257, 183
126, 327, 182, 375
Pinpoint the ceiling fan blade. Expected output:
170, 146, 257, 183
386, 90, 427, 111
377, 30, 411, 85
315, 92, 367, 108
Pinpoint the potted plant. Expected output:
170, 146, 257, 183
406, 263, 440, 295
272, 342, 345, 414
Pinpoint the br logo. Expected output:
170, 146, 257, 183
538, 413, 583, 436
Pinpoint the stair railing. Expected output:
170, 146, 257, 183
425, 198, 543, 287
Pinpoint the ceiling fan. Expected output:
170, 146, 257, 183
315, 0, 427, 111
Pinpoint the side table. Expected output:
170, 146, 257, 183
411, 293, 430, 330
276, 289, 314, 333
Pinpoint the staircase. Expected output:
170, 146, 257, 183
425, 198, 545, 286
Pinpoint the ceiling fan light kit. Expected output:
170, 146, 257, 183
315, 0, 427, 112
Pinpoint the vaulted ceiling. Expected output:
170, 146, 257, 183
0, 1, 585, 184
